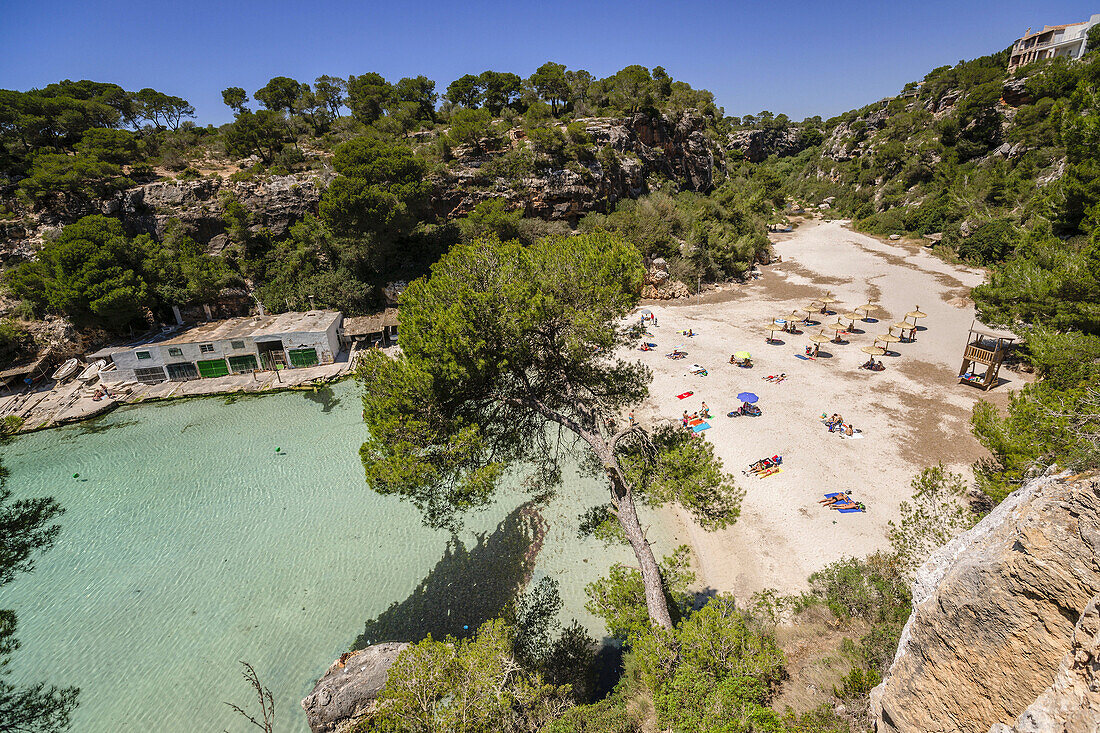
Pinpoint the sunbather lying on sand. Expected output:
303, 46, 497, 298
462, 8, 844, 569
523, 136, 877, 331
819, 493, 851, 506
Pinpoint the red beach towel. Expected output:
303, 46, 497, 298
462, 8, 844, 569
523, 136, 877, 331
676, 391, 694, 399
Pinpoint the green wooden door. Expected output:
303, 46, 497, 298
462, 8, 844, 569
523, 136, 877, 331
287, 348, 318, 368
228, 355, 258, 373
197, 359, 230, 378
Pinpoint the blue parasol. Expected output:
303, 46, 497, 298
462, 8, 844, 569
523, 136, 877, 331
737, 392, 758, 403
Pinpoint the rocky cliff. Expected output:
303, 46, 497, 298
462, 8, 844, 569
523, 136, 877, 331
2, 112, 718, 260
0, 171, 329, 262
432, 111, 717, 222
725, 127, 807, 163
870, 471, 1100, 733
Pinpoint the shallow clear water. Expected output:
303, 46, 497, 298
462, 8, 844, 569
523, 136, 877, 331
2, 380, 674, 732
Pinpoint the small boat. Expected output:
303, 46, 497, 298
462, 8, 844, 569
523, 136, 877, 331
77, 359, 107, 383
52, 358, 80, 381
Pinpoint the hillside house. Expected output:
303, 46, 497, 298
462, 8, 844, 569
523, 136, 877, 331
1009, 14, 1100, 71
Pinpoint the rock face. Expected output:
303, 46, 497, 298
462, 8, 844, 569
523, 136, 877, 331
725, 127, 806, 163
1002, 78, 1033, 108
301, 642, 409, 733
117, 172, 327, 244
870, 472, 1100, 733
2, 171, 329, 259
432, 111, 716, 222
989, 594, 1100, 733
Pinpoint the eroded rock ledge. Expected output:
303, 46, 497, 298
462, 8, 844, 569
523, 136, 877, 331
870, 471, 1100, 733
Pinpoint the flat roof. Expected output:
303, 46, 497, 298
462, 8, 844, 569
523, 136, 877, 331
1018, 21, 1086, 41
342, 308, 400, 336
156, 310, 341, 346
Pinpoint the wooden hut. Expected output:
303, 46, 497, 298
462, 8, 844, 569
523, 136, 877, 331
958, 322, 1016, 390
340, 308, 400, 350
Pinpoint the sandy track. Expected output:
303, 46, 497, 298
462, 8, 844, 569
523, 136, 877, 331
631, 220, 1019, 597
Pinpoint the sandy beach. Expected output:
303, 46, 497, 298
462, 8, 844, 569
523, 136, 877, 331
632, 219, 1019, 598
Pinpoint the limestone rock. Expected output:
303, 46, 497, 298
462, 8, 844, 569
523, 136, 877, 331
726, 127, 807, 163
1002, 78, 1033, 108
989, 594, 1100, 733
432, 111, 716, 222
301, 642, 409, 733
870, 472, 1100, 733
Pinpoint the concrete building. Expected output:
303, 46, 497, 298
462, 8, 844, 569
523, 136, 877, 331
1009, 14, 1100, 72
91, 311, 343, 384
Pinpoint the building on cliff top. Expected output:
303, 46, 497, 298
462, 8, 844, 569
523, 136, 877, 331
1009, 14, 1100, 72
89, 310, 343, 384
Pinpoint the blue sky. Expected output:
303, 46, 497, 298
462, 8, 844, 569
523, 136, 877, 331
1, 0, 1098, 125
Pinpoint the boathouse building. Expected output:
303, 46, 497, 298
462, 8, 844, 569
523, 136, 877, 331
93, 310, 343, 384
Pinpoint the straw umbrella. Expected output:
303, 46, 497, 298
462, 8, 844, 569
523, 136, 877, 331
877, 332, 901, 355
860, 345, 886, 356
803, 302, 820, 324
906, 307, 928, 327
826, 319, 849, 342
891, 321, 915, 342
841, 311, 862, 328
818, 292, 839, 315
806, 330, 830, 357
855, 303, 881, 321
784, 310, 806, 332
763, 322, 781, 342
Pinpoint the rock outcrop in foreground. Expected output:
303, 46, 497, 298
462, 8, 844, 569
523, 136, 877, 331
990, 595, 1100, 733
870, 472, 1100, 733
301, 642, 408, 733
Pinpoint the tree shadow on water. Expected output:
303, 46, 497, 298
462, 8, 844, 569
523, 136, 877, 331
352, 501, 547, 649
303, 384, 340, 412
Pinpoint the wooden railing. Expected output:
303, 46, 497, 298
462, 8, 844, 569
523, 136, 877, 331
964, 345, 996, 364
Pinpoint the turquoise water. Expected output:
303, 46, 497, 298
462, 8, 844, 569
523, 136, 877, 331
1, 380, 674, 732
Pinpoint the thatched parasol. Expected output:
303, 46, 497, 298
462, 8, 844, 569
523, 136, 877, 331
877, 333, 901, 343
861, 345, 886, 355
906, 307, 928, 325
808, 331, 831, 343
891, 321, 913, 332
841, 311, 862, 322
819, 293, 839, 304
855, 303, 880, 315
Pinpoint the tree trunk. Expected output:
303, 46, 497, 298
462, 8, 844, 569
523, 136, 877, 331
613, 480, 674, 629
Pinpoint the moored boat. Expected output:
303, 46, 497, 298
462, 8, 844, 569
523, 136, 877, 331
51, 358, 80, 381
77, 359, 107, 383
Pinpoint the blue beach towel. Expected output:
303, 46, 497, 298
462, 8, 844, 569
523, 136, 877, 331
692, 422, 711, 432
795, 354, 810, 360
837, 507, 864, 513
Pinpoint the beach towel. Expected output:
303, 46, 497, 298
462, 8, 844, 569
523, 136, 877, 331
837, 506, 865, 513
692, 422, 711, 432
688, 418, 704, 426
841, 432, 864, 440
676, 391, 693, 399
795, 354, 811, 361
758, 468, 782, 477
824, 492, 845, 498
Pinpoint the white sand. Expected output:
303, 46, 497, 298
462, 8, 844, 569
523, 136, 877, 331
630, 220, 1020, 597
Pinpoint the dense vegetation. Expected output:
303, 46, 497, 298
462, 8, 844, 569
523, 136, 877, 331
0, 64, 764, 341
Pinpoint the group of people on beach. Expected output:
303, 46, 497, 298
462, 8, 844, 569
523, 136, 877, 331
681, 401, 710, 427
860, 356, 885, 371
825, 413, 855, 436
